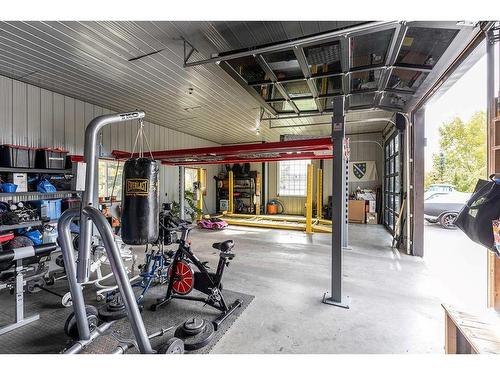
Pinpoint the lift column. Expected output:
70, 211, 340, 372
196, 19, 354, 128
228, 170, 234, 213
197, 168, 204, 221
178, 166, 185, 220
323, 96, 349, 308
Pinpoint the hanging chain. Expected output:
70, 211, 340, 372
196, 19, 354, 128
131, 118, 154, 160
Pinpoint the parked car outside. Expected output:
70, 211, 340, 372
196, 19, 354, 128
424, 191, 471, 229
424, 183, 456, 201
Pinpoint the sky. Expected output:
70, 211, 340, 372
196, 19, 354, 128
424, 54, 487, 169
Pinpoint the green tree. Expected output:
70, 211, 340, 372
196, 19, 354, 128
425, 111, 486, 192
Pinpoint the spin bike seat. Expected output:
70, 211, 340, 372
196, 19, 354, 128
212, 240, 234, 253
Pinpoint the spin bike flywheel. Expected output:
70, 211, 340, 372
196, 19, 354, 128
168, 260, 194, 295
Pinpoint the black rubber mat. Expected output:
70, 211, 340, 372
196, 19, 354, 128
0, 280, 253, 354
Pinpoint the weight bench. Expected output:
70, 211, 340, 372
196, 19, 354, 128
0, 243, 58, 335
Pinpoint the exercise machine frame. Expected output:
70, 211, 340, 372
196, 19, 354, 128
152, 225, 241, 330
58, 111, 157, 354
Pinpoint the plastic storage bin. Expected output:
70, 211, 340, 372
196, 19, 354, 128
35, 148, 68, 169
30, 199, 62, 220
1, 183, 18, 193
0, 144, 36, 168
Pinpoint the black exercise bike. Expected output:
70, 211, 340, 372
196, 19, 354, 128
151, 223, 242, 330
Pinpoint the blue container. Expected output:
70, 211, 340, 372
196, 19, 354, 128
1, 183, 18, 193
30, 199, 62, 220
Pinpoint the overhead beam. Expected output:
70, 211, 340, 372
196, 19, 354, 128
378, 23, 408, 106
112, 137, 332, 160
160, 153, 332, 166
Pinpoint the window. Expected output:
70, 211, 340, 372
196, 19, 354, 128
98, 159, 124, 200
185, 168, 207, 195
278, 160, 311, 197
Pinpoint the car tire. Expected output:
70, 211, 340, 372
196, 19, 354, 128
439, 212, 458, 230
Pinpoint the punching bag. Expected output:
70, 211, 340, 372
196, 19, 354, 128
121, 157, 160, 245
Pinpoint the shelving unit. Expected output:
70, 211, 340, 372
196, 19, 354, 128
0, 166, 80, 234
215, 173, 260, 214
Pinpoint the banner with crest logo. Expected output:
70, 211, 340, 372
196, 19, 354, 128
348, 161, 377, 182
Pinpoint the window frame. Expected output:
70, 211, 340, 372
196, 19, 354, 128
277, 159, 311, 198
383, 132, 403, 234
98, 159, 124, 201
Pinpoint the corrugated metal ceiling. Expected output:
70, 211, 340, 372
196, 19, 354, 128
0, 21, 480, 145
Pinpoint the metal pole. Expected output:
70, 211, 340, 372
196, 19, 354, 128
323, 96, 349, 308
316, 168, 323, 219
197, 168, 203, 221
228, 170, 234, 213
82, 206, 154, 354
179, 166, 185, 220
305, 163, 314, 233
261, 162, 267, 214
58, 208, 91, 340
342, 150, 349, 249
78, 111, 145, 283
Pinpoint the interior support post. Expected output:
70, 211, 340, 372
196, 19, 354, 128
305, 163, 314, 234
262, 162, 268, 214
323, 96, 349, 308
179, 166, 185, 220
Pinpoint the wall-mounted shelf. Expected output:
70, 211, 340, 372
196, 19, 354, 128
0, 167, 72, 174
0, 221, 42, 231
0, 218, 59, 232
0, 190, 80, 198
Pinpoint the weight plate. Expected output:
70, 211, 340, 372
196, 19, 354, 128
182, 317, 205, 335
55, 255, 65, 269
26, 281, 42, 293
174, 319, 214, 351
98, 302, 127, 322
64, 305, 99, 340
159, 337, 185, 354
61, 293, 73, 307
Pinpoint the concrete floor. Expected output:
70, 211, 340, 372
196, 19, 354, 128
424, 221, 488, 310
185, 224, 444, 354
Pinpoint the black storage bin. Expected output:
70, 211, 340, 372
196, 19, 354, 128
62, 197, 81, 212
65, 154, 84, 169
0, 144, 35, 168
35, 148, 68, 169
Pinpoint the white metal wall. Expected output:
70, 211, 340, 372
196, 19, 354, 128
0, 75, 219, 213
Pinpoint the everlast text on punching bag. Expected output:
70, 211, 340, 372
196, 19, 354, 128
121, 158, 160, 245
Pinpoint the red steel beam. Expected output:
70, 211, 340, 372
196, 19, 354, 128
160, 152, 332, 166
112, 137, 332, 161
